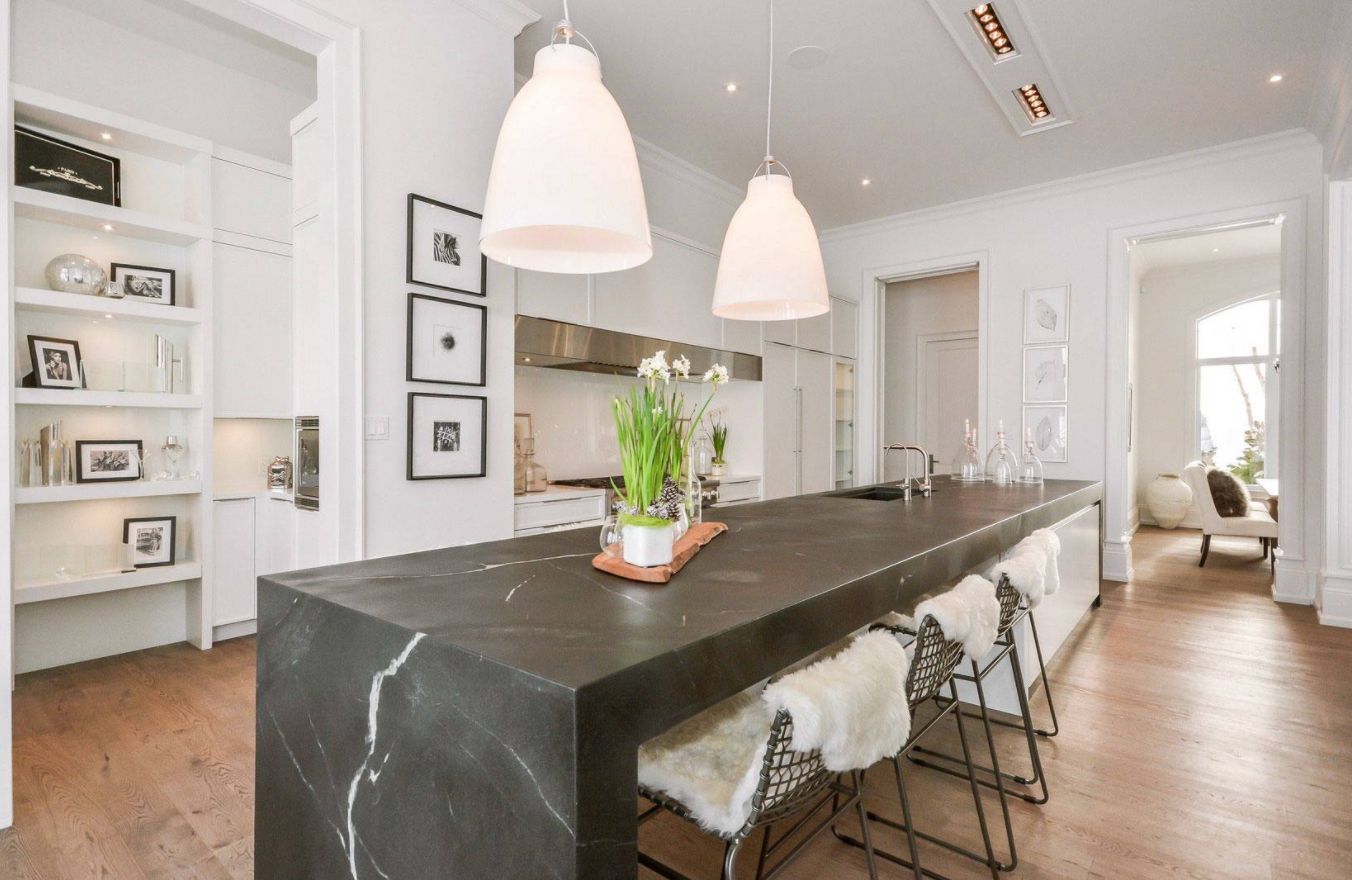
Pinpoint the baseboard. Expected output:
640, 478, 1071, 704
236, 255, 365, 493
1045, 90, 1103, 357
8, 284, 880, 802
213, 618, 257, 642
1318, 572, 1352, 627
1102, 538, 1133, 582
1272, 556, 1317, 605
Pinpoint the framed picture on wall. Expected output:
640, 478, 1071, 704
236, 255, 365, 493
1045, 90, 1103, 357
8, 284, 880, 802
407, 293, 487, 386
26, 335, 85, 389
123, 516, 176, 568
15, 125, 121, 206
1023, 344, 1068, 403
110, 263, 176, 306
1023, 405, 1067, 463
407, 194, 486, 297
75, 440, 144, 483
408, 392, 487, 480
1023, 285, 1069, 344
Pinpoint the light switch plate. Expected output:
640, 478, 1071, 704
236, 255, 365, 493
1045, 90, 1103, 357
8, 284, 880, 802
365, 416, 389, 440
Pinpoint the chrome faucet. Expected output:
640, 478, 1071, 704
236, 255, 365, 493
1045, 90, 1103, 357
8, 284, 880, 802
883, 444, 933, 500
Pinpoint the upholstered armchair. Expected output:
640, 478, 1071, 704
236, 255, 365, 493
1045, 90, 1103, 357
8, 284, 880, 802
1180, 462, 1277, 568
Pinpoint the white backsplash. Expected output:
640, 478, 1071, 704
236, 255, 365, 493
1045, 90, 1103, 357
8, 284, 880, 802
514, 366, 764, 480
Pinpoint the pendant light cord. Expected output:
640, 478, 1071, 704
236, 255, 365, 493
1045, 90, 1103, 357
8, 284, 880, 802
764, 0, 774, 171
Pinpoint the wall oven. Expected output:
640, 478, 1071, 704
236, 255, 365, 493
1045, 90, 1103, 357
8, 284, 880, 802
294, 416, 319, 511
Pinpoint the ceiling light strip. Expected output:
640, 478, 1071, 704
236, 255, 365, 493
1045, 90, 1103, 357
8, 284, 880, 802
966, 3, 1016, 59
1014, 82, 1051, 122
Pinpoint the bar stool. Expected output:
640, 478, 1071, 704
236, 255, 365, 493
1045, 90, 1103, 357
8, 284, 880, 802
834, 577, 1004, 880
636, 629, 912, 880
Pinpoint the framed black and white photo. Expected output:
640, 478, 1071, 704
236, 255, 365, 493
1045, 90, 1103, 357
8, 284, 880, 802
15, 126, 121, 206
1023, 405, 1067, 463
26, 335, 85, 389
408, 393, 486, 480
1023, 344, 1068, 403
123, 516, 176, 568
110, 263, 176, 306
407, 293, 487, 386
76, 440, 143, 483
407, 194, 486, 296
1023, 285, 1069, 344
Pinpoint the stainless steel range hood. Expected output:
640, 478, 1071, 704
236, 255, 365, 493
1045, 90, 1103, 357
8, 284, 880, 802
515, 315, 762, 381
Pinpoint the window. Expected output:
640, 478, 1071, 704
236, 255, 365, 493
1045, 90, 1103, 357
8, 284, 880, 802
1195, 295, 1280, 483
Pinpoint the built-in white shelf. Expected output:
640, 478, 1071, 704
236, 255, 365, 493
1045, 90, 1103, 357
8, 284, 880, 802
15, 561, 203, 605
15, 479, 202, 505
13, 186, 210, 246
15, 286, 203, 325
14, 85, 210, 164
15, 388, 202, 409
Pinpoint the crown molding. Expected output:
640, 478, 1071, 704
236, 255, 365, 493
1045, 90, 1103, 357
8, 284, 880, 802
633, 136, 742, 208
820, 129, 1319, 245
453, 0, 539, 37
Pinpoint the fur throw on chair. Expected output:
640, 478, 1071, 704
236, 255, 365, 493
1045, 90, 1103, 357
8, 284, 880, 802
985, 528, 1063, 607
1207, 468, 1252, 517
910, 575, 1001, 659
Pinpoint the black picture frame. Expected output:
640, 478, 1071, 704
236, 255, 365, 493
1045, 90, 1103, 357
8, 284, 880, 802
406, 292, 487, 387
26, 334, 86, 389
110, 263, 177, 306
407, 392, 487, 480
75, 440, 144, 484
123, 516, 177, 568
16, 125, 121, 206
406, 193, 487, 297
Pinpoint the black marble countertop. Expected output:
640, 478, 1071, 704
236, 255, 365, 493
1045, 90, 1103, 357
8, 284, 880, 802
262, 478, 1101, 693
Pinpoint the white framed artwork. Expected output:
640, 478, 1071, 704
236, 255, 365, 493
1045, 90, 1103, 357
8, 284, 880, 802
407, 293, 486, 387
1023, 344, 1068, 403
1023, 405, 1067, 463
1023, 285, 1069, 344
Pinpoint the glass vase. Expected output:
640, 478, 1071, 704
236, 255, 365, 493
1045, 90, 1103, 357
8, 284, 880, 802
681, 439, 703, 531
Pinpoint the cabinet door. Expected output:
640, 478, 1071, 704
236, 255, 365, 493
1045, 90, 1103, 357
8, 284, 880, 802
212, 158, 291, 244
721, 317, 762, 355
762, 318, 795, 346
592, 236, 721, 349
761, 344, 799, 500
831, 298, 858, 359
797, 349, 834, 495
517, 269, 590, 325
214, 243, 292, 418
212, 499, 257, 626
256, 495, 296, 577
796, 310, 832, 353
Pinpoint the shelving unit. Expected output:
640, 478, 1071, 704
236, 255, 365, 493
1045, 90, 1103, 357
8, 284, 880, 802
10, 84, 216, 656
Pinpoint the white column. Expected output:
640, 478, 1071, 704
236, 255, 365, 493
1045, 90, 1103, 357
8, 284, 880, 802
1323, 180, 1352, 626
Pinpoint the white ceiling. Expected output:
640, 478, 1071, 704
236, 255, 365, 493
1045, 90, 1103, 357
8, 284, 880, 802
515, 0, 1345, 229
1133, 224, 1282, 276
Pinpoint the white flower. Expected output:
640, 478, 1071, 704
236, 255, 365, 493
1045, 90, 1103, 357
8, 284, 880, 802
652, 406, 664, 417
637, 351, 672, 383
672, 355, 692, 379
703, 364, 730, 386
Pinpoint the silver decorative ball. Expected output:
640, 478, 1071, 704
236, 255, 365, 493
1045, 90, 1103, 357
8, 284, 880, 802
45, 254, 107, 296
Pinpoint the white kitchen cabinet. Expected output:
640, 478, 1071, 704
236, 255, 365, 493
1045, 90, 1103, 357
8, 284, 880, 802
513, 488, 607, 536
721, 317, 762, 355
517, 269, 590, 325
213, 498, 256, 627
831, 297, 859, 359
214, 242, 292, 418
762, 318, 795, 346
257, 494, 296, 576
797, 310, 832, 354
593, 236, 722, 349
212, 157, 291, 245
762, 343, 834, 499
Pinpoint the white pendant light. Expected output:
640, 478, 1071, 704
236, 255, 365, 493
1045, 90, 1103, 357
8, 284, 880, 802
480, 2, 652, 274
712, 0, 829, 322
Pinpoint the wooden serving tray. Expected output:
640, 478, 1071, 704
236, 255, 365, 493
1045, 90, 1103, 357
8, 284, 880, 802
592, 521, 728, 584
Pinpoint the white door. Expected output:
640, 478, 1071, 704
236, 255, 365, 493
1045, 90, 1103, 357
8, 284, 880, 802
214, 243, 292, 418
762, 344, 799, 500
797, 349, 834, 494
213, 498, 257, 627
918, 334, 979, 474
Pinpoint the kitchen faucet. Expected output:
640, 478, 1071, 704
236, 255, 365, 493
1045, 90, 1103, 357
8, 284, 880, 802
883, 444, 933, 500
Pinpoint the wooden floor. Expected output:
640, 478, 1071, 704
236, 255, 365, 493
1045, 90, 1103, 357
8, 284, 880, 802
2, 527, 1350, 879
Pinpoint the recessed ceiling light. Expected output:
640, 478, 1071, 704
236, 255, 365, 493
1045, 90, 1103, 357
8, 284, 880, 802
1014, 82, 1053, 123
104, 313, 113, 319
102, 223, 114, 232
1212, 248, 1221, 254
725, 82, 738, 93
100, 132, 112, 141
967, 3, 1017, 59
1269, 73, 1283, 83
861, 178, 871, 187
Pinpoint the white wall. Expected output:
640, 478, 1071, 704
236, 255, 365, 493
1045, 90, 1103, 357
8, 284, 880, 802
882, 270, 978, 480
1134, 255, 1281, 523
821, 132, 1326, 593
514, 366, 762, 481
11, 0, 314, 162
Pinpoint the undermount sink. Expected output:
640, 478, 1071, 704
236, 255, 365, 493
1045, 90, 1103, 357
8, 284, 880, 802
826, 485, 912, 502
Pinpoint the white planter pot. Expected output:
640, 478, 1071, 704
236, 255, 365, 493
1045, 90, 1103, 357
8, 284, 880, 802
710, 462, 727, 477
1146, 473, 1193, 529
622, 522, 676, 567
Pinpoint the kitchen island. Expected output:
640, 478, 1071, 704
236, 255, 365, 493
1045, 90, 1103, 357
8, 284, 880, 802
255, 478, 1101, 879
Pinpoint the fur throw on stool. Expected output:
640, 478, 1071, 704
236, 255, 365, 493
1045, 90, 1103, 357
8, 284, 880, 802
1207, 468, 1252, 517
986, 527, 1063, 606
910, 575, 1001, 659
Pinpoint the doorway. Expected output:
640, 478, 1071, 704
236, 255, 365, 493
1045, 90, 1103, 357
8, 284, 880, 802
881, 270, 980, 482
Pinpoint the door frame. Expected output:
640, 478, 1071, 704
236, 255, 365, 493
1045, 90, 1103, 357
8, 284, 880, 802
1105, 198, 1308, 597
914, 330, 979, 475
859, 253, 989, 485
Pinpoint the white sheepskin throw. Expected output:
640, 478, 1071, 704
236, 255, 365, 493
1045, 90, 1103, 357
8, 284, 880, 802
637, 630, 910, 837
762, 629, 911, 773
912, 575, 1000, 659
1023, 528, 1063, 596
987, 545, 1047, 608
